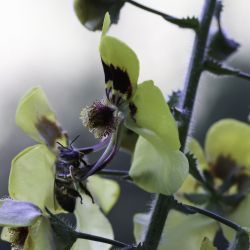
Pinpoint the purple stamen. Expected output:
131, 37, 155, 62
78, 136, 111, 154
81, 121, 123, 180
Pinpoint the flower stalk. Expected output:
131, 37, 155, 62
74, 231, 129, 248
183, 204, 243, 232
126, 0, 199, 30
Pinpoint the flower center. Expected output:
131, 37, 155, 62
9, 227, 29, 250
80, 99, 120, 139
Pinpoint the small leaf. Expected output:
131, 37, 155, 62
228, 230, 249, 250
0, 199, 42, 227
129, 136, 188, 195
200, 237, 216, 250
208, 30, 240, 61
208, 1, 239, 61
74, 0, 124, 31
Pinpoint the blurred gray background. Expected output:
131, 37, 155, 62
0, 0, 250, 248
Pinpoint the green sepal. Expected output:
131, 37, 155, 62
129, 136, 188, 195
74, 1, 124, 31
9, 144, 56, 212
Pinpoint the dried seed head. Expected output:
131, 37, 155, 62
80, 99, 119, 139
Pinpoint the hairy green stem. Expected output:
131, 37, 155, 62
204, 59, 250, 81
74, 231, 129, 248
180, 0, 217, 145
98, 169, 129, 177
143, 195, 175, 248
143, 1, 217, 249
98, 169, 132, 181
184, 204, 243, 232
126, 0, 198, 30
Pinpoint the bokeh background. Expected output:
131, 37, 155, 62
0, 0, 250, 248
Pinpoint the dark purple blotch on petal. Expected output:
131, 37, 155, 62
101, 60, 132, 98
36, 116, 63, 148
9, 227, 29, 249
210, 155, 237, 180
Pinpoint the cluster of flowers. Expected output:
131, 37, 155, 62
0, 13, 187, 249
135, 119, 250, 249
1, 11, 250, 250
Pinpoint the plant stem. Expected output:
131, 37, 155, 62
143, 1, 217, 249
143, 195, 175, 249
98, 169, 129, 177
126, 0, 198, 30
180, 0, 217, 146
74, 231, 129, 248
204, 59, 250, 81
98, 169, 132, 181
184, 204, 242, 232
126, 0, 178, 20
